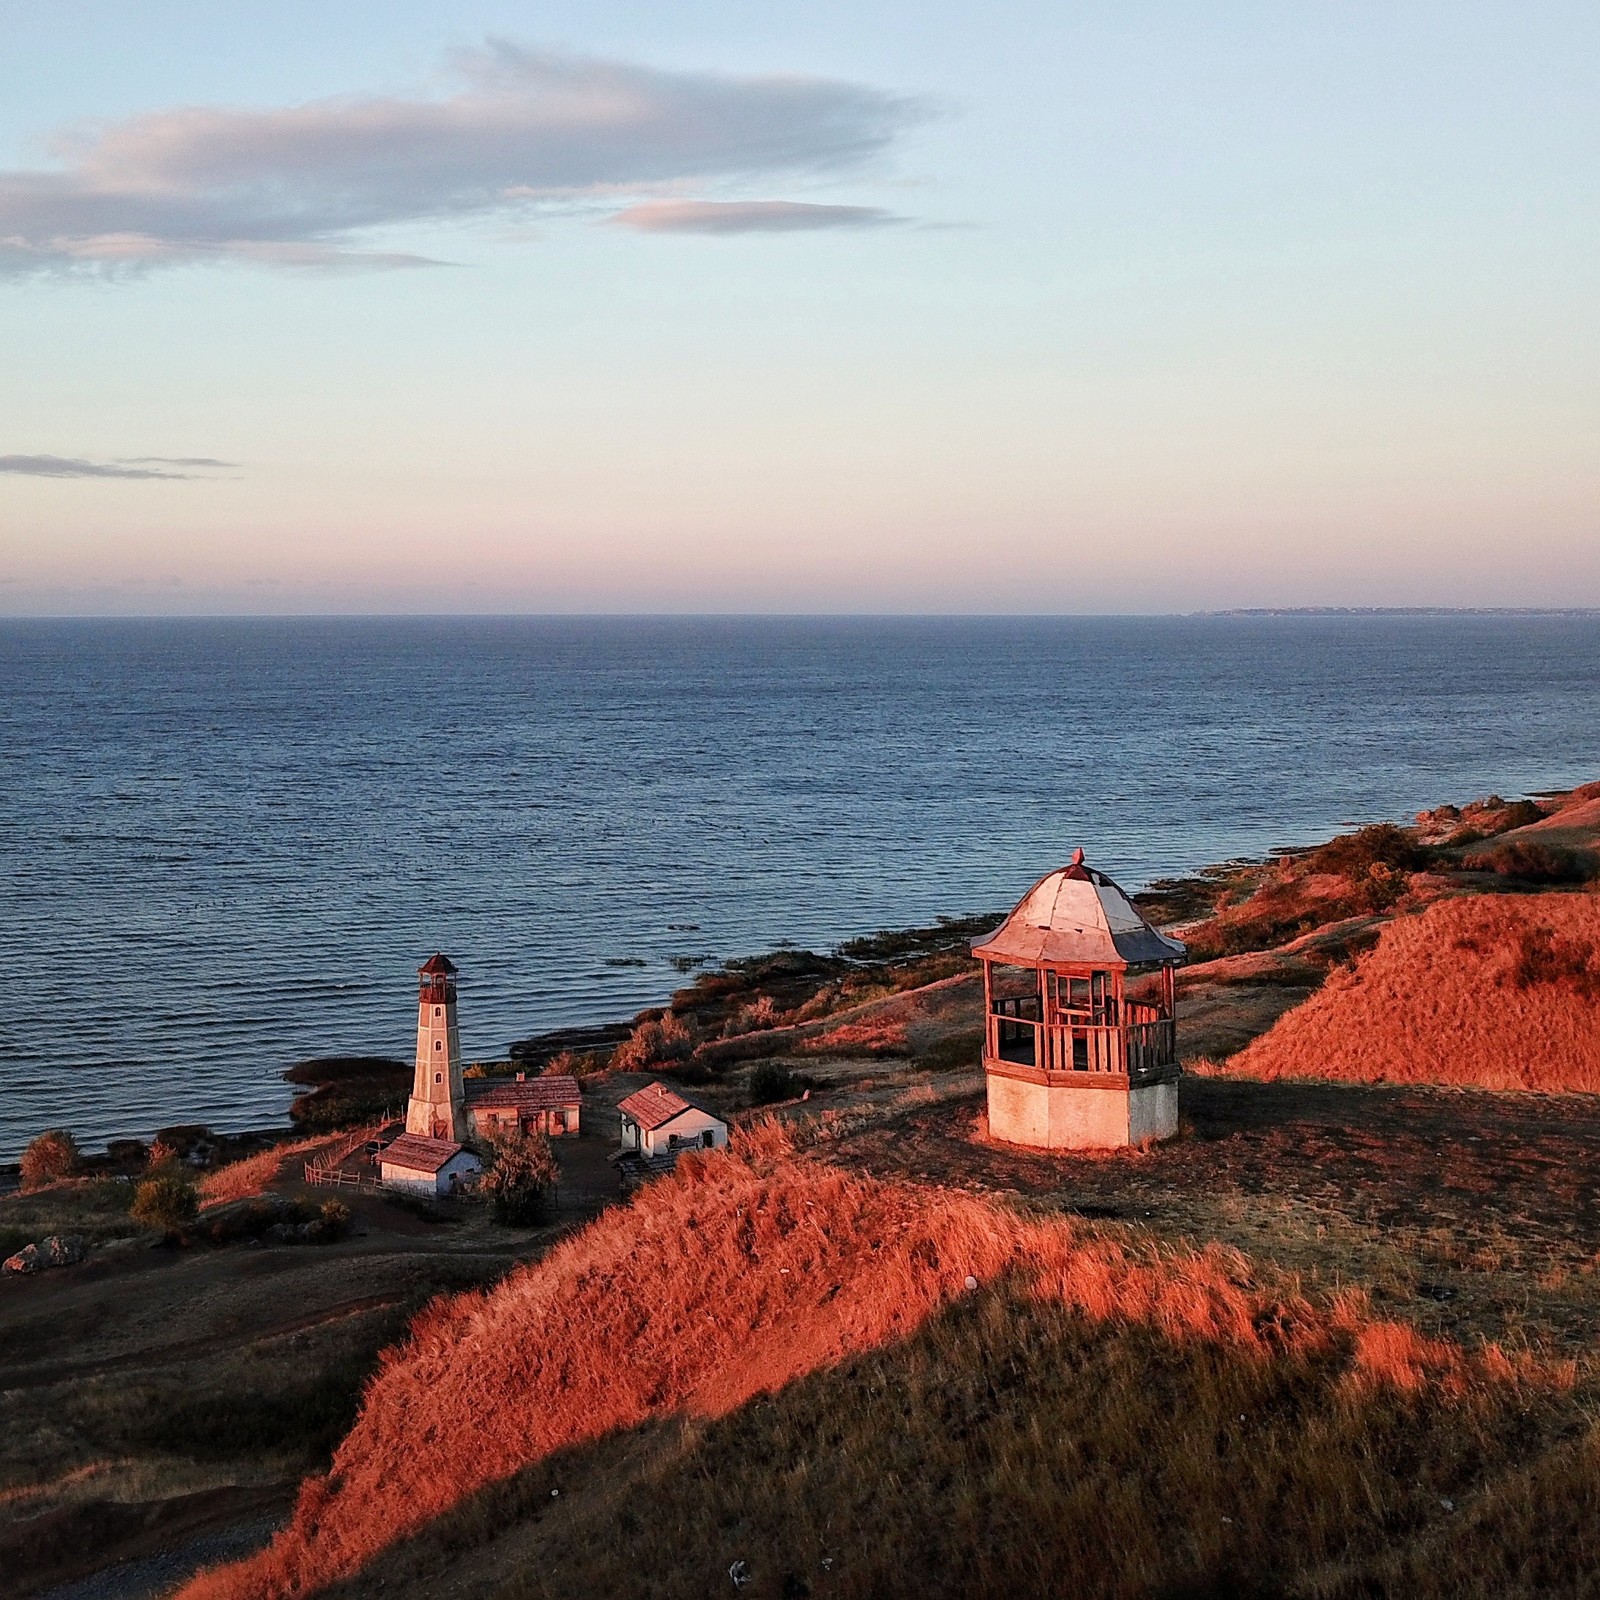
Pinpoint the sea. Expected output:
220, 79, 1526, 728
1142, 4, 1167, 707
2, 613, 1597, 1159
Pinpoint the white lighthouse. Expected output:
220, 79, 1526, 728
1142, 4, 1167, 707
406, 952, 467, 1141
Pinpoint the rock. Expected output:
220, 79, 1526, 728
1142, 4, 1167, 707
2, 1234, 85, 1274
41, 1234, 85, 1267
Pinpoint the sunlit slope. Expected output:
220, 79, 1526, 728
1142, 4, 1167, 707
180, 1126, 1577, 1600
1229, 893, 1600, 1090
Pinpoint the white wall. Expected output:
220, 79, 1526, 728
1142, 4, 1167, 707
381, 1150, 482, 1196
986, 1070, 1179, 1150
642, 1107, 727, 1157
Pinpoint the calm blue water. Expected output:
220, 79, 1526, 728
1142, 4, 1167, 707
1, 614, 1597, 1158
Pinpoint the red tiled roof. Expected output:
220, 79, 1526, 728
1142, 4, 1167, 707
418, 953, 458, 976
467, 1074, 581, 1113
379, 1133, 467, 1174
617, 1081, 715, 1133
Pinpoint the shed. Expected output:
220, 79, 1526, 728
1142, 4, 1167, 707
617, 1082, 728, 1159
379, 1133, 482, 1197
466, 1073, 582, 1139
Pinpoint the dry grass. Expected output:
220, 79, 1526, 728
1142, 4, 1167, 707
0, 1178, 142, 1256
197, 1137, 331, 1208
178, 1122, 1573, 1600
794, 1017, 911, 1057
1230, 892, 1600, 1091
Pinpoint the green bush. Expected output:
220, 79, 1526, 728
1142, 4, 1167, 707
1306, 824, 1429, 880
131, 1174, 199, 1232
749, 1061, 802, 1106
1464, 842, 1598, 884
19, 1128, 79, 1191
483, 1129, 559, 1225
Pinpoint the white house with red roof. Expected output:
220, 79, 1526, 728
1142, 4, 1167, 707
379, 1133, 482, 1197
617, 1081, 728, 1159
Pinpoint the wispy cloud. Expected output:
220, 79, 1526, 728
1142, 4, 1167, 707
0, 43, 922, 277
608, 199, 899, 234
0, 454, 234, 479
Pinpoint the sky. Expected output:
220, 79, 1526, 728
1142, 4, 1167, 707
0, 1, 1596, 614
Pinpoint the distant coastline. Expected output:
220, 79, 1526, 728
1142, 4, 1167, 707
1193, 606, 1600, 618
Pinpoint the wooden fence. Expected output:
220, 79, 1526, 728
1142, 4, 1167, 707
303, 1123, 384, 1188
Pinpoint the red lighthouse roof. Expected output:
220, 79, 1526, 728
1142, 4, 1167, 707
418, 952, 459, 977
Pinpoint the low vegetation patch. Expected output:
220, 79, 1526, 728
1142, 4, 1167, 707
747, 1061, 807, 1106
611, 1012, 695, 1073
196, 1136, 329, 1208
19, 1130, 79, 1192
482, 1129, 559, 1226
130, 1174, 200, 1234
283, 1057, 409, 1131
1462, 840, 1599, 885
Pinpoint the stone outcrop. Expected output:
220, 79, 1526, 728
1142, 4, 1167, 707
2, 1233, 86, 1274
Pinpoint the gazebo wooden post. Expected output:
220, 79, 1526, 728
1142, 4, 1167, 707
981, 959, 994, 1061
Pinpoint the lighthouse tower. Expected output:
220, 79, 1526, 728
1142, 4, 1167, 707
406, 953, 467, 1141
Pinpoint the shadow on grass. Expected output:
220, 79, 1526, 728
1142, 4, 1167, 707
312, 1280, 1586, 1600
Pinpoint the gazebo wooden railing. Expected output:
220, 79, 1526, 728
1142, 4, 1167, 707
988, 996, 1177, 1077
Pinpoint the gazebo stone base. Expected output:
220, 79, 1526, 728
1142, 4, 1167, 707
985, 1062, 1179, 1150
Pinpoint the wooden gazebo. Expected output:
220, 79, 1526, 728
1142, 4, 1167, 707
973, 849, 1184, 1149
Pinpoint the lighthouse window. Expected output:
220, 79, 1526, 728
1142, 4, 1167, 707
433, 1006, 442, 1018
435, 1072, 443, 1084
434, 1040, 443, 1050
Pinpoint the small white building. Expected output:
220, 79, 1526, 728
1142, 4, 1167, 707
617, 1082, 728, 1158
379, 1133, 482, 1197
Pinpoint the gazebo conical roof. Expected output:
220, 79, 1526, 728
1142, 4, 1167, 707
971, 850, 1185, 969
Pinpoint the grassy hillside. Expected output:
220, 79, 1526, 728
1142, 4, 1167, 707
180, 1123, 1587, 1600
1228, 892, 1600, 1091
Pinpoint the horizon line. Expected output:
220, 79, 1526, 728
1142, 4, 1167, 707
2, 606, 1600, 624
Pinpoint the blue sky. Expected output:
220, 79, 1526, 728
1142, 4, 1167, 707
1, 1, 1595, 612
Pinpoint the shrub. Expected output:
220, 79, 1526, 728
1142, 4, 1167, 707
318, 1200, 352, 1241
748, 1061, 801, 1106
1511, 927, 1600, 999
19, 1129, 79, 1191
1495, 799, 1545, 831
146, 1138, 181, 1171
284, 1058, 409, 1129
612, 1012, 694, 1072
1306, 824, 1429, 879
1463, 841, 1598, 884
483, 1129, 559, 1225
131, 1174, 199, 1232
106, 1138, 149, 1169
154, 1124, 211, 1158
725, 995, 780, 1037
